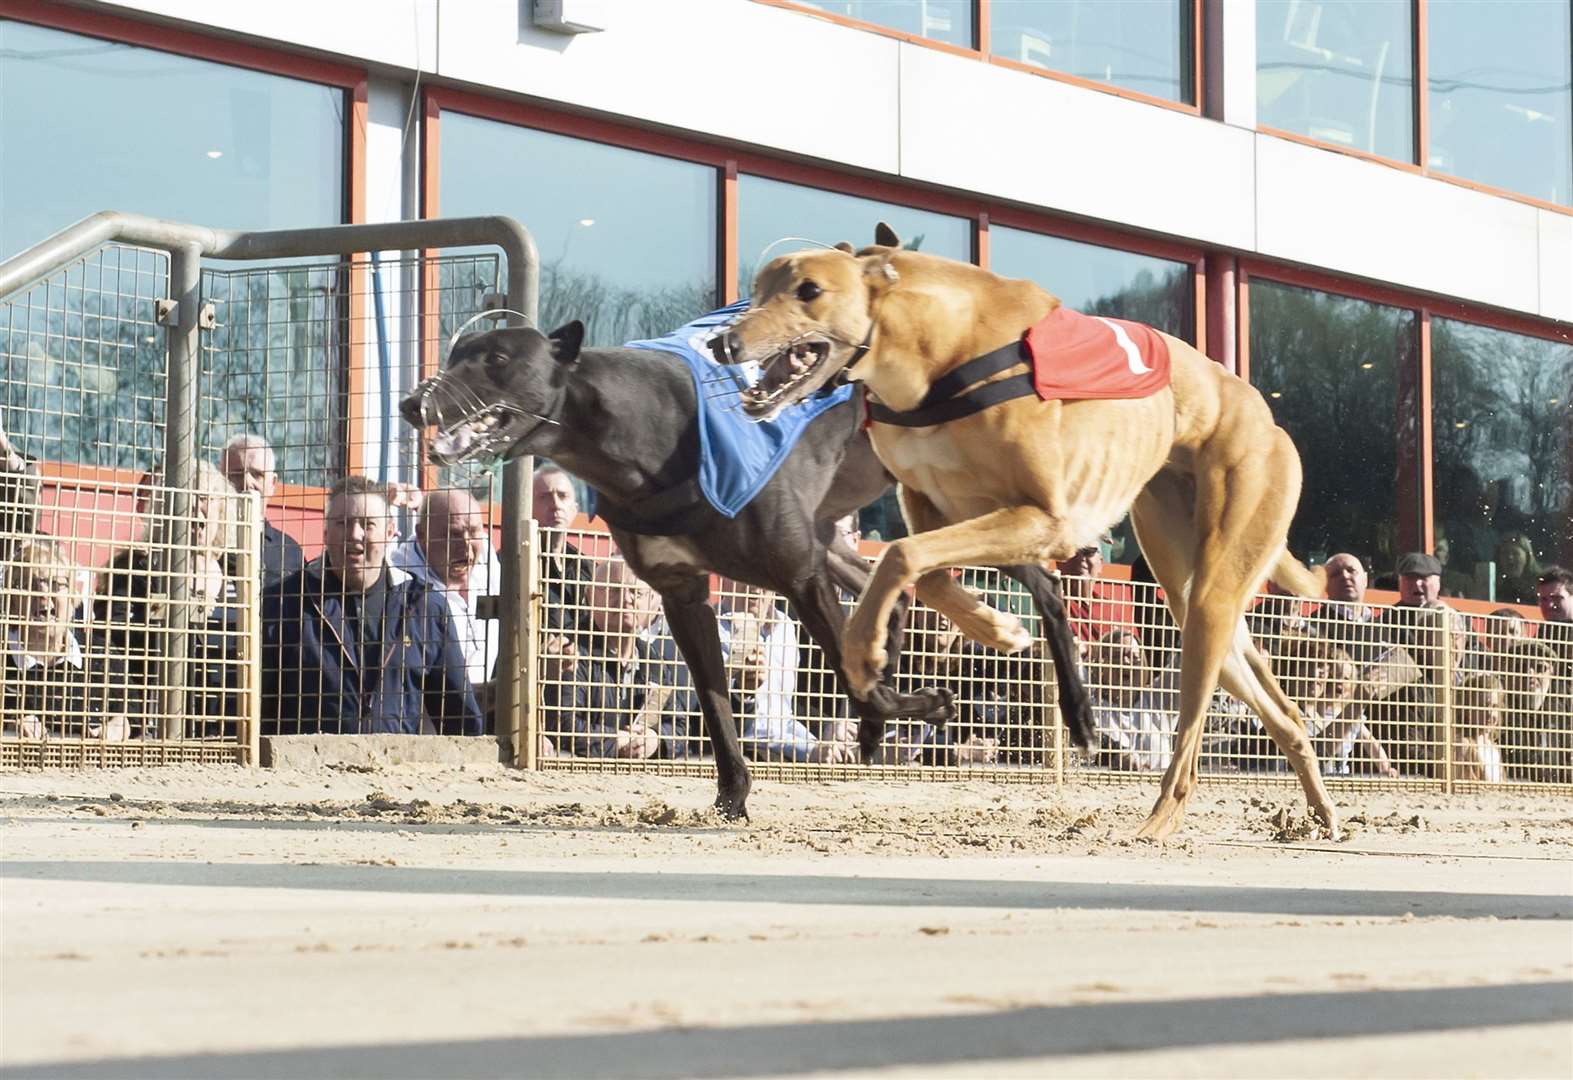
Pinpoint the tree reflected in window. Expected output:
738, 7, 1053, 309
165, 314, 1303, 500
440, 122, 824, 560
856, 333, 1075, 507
1249, 281, 1418, 573
1433, 320, 1573, 602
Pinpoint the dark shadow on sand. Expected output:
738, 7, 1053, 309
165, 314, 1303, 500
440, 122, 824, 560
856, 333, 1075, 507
7, 981, 1569, 1080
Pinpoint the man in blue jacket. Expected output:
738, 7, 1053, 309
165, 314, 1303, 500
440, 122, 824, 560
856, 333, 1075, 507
262, 475, 483, 736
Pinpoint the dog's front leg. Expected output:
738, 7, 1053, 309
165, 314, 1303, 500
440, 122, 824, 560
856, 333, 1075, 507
843, 504, 1065, 696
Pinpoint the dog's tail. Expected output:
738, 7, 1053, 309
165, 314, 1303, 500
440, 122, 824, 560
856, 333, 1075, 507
1269, 548, 1325, 598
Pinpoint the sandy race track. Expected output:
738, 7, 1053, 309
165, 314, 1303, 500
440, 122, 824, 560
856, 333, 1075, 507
2, 763, 1571, 1079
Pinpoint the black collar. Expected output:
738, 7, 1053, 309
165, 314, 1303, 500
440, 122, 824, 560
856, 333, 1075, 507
864, 336, 1036, 428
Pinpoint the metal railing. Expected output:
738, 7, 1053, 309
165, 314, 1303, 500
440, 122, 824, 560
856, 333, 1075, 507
0, 212, 540, 762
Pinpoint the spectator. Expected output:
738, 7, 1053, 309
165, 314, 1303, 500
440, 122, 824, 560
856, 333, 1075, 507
1453, 674, 1506, 783
391, 489, 502, 692
1088, 628, 1173, 771
94, 461, 238, 738
3, 538, 128, 741
544, 556, 700, 759
1494, 533, 1543, 606
1057, 537, 1134, 654
1360, 552, 1463, 777
218, 434, 305, 589
261, 475, 482, 736
719, 583, 825, 762
1313, 552, 1381, 665
1493, 639, 1571, 783
0, 421, 41, 559
1537, 565, 1573, 633
533, 464, 593, 681
1486, 607, 1528, 643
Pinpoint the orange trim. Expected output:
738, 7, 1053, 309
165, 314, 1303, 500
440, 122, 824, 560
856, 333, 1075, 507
344, 81, 370, 477
348, 80, 368, 224
0, 0, 362, 87
1414, 0, 1429, 174
1236, 265, 1251, 383
975, 211, 990, 271
1190, 0, 1204, 116
1417, 309, 1434, 553
1191, 255, 1207, 355
721, 160, 739, 303
753, 0, 983, 59
976, 0, 989, 54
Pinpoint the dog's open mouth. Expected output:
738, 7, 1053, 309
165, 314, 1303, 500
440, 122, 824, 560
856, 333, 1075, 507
427, 404, 523, 466
739, 337, 840, 420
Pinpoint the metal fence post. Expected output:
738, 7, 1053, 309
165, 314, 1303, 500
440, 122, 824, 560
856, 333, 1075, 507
160, 241, 203, 740
240, 492, 263, 766
498, 228, 540, 767
1440, 606, 1455, 793
520, 519, 542, 770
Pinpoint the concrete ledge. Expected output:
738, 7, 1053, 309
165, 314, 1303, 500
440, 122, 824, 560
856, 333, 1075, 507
261, 735, 508, 770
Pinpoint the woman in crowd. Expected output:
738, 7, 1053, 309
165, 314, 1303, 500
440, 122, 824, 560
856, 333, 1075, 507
1453, 674, 1506, 783
1088, 628, 1172, 771
93, 461, 240, 739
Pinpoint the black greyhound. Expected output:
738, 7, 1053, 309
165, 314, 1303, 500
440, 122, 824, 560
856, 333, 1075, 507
401, 321, 1095, 818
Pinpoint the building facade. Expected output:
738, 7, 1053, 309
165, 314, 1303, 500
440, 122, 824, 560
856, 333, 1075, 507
0, 0, 1568, 602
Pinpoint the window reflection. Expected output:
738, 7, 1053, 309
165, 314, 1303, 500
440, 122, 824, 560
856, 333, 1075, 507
1433, 320, 1573, 602
990, 0, 1193, 103
737, 175, 970, 298
990, 226, 1193, 565
787, 0, 972, 48
0, 20, 345, 257
440, 114, 717, 347
739, 175, 971, 543
1428, 0, 1572, 207
1256, 0, 1414, 161
1249, 281, 1418, 573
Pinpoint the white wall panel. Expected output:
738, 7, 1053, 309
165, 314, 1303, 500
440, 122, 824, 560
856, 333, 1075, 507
897, 45, 1256, 251
1256, 136, 1541, 313
434, 0, 900, 174
92, 0, 437, 70
1537, 209, 1573, 323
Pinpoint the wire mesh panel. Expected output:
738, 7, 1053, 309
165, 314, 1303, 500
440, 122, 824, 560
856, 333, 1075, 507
530, 546, 1573, 793
0, 244, 169, 471
0, 478, 259, 767
532, 541, 1062, 780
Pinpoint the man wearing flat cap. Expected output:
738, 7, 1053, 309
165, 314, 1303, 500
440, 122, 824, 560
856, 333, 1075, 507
1367, 551, 1470, 777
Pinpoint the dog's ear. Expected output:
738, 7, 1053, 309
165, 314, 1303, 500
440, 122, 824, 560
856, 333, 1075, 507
874, 221, 901, 248
862, 249, 901, 293
833, 241, 854, 253
548, 321, 584, 364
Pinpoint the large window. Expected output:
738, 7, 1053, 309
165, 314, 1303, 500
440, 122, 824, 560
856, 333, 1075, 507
440, 114, 717, 347
1428, 0, 1572, 207
1256, 0, 1414, 162
0, 19, 347, 475
0, 20, 345, 257
989, 227, 1194, 341
737, 175, 971, 298
1248, 281, 1419, 573
786, 1, 972, 48
990, 0, 1194, 104
1433, 320, 1573, 602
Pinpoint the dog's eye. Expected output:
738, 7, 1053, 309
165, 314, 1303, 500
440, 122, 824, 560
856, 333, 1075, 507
796, 280, 822, 303
485, 351, 508, 368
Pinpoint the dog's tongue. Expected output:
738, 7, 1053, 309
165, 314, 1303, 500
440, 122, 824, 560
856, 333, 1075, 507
430, 425, 475, 460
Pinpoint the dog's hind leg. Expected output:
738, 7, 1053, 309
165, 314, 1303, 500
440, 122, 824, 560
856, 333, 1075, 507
652, 573, 751, 819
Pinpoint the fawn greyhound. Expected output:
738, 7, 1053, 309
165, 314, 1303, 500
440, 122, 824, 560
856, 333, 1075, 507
714, 225, 1339, 839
